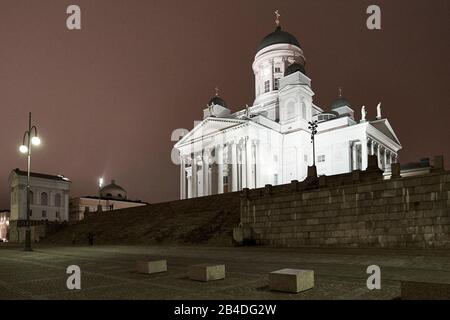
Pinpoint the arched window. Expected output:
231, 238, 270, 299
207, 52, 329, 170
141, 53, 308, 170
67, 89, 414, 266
41, 192, 48, 206
55, 194, 61, 207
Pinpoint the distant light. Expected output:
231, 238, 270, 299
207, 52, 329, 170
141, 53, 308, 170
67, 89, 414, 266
99, 178, 104, 188
19, 145, 28, 154
31, 136, 41, 146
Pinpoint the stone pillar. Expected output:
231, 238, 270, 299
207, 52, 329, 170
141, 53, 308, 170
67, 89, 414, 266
231, 142, 238, 191
202, 151, 209, 196
362, 138, 368, 170
352, 141, 358, 171
241, 141, 247, 188
255, 140, 261, 188
383, 148, 387, 170
191, 154, 198, 198
246, 139, 254, 188
377, 143, 381, 169
370, 139, 374, 155
180, 155, 186, 199
187, 174, 192, 198
217, 145, 224, 194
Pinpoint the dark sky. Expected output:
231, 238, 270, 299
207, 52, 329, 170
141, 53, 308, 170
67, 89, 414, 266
1, 0, 449, 208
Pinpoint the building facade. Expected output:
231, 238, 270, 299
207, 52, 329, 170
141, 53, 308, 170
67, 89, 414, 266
69, 180, 147, 220
8, 169, 71, 222
174, 21, 402, 199
0, 210, 10, 241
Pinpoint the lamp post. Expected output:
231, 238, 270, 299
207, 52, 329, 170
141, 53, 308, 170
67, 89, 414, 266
307, 120, 318, 178
19, 112, 41, 251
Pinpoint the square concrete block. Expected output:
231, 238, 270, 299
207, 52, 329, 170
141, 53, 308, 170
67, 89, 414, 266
269, 269, 314, 293
136, 260, 167, 274
189, 264, 225, 282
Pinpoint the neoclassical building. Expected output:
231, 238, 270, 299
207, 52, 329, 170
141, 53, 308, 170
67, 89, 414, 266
174, 19, 402, 199
69, 180, 147, 221
8, 169, 71, 221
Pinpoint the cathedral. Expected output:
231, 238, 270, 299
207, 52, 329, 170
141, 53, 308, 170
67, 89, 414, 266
174, 15, 402, 199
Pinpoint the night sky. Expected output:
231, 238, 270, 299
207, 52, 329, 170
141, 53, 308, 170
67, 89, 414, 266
0, 0, 449, 208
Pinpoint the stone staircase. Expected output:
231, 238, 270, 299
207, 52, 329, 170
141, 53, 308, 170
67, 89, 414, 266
44, 192, 241, 246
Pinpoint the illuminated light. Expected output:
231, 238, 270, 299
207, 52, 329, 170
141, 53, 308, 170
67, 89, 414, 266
99, 178, 104, 188
19, 145, 28, 154
31, 136, 41, 146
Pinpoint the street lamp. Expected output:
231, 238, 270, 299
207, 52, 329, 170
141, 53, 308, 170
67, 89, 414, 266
19, 112, 41, 251
307, 120, 318, 178
308, 120, 318, 166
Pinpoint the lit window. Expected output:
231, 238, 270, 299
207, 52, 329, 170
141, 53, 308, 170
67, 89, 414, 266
264, 80, 270, 93
273, 78, 280, 90
318, 155, 326, 163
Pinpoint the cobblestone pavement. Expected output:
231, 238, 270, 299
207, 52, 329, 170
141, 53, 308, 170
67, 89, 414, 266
1, 243, 449, 300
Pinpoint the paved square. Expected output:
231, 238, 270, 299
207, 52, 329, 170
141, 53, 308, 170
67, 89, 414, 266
1, 244, 449, 300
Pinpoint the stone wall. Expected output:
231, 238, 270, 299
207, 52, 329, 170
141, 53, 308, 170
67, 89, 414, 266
240, 156, 450, 248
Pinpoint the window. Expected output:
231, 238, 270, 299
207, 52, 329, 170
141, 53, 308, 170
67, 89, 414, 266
274, 67, 281, 73
41, 192, 48, 206
273, 78, 280, 90
264, 80, 270, 93
29, 191, 34, 204
302, 102, 307, 120
304, 154, 308, 163
55, 193, 61, 207
56, 211, 60, 219
42, 210, 47, 218
30, 210, 32, 217
274, 174, 279, 185
318, 155, 326, 163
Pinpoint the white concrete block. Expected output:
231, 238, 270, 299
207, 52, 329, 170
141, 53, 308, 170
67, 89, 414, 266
269, 268, 314, 293
136, 260, 167, 274
189, 264, 225, 282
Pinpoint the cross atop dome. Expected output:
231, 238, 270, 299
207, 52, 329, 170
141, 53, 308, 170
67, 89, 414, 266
215, 86, 220, 97
274, 10, 281, 26
339, 87, 343, 98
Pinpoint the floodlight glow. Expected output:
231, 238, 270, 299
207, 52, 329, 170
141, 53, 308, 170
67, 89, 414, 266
99, 178, 104, 188
19, 145, 28, 154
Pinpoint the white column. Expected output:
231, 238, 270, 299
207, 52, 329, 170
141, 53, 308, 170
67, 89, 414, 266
370, 139, 374, 155
377, 144, 381, 169
246, 139, 254, 188
383, 148, 387, 170
187, 175, 192, 198
241, 141, 247, 188
255, 140, 261, 187
362, 138, 368, 170
217, 145, 224, 194
231, 142, 238, 191
180, 155, 186, 199
352, 142, 358, 171
191, 154, 197, 198
202, 151, 209, 196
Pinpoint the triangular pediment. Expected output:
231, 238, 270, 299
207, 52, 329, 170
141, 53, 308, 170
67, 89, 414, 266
369, 119, 401, 146
175, 117, 247, 148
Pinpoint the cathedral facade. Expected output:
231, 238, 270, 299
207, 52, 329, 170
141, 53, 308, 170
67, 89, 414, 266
174, 21, 402, 199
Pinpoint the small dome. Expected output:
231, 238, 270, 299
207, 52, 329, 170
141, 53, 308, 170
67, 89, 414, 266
257, 26, 301, 52
331, 97, 351, 110
100, 180, 127, 200
209, 96, 227, 107
284, 62, 307, 76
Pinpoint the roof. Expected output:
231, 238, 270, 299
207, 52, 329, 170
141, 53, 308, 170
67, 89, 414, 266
331, 97, 351, 110
257, 26, 301, 52
284, 62, 307, 76
12, 168, 71, 182
209, 96, 227, 107
401, 158, 431, 170
75, 196, 148, 205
